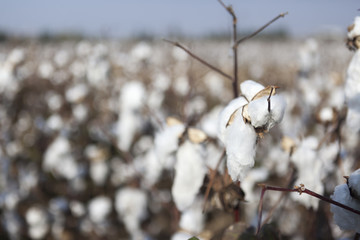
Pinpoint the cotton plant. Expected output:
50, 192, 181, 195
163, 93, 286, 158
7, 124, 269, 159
331, 168, 360, 233
218, 80, 286, 181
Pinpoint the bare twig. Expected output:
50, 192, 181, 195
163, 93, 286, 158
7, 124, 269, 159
256, 184, 360, 235
218, 0, 239, 98
236, 12, 288, 46
163, 39, 233, 81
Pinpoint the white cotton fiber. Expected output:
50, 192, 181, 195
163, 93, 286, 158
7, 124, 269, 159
115, 187, 147, 238
154, 123, 185, 169
179, 198, 205, 234
240, 80, 265, 101
218, 96, 248, 143
247, 95, 286, 130
172, 141, 207, 211
330, 183, 360, 233
88, 196, 111, 223
224, 111, 257, 182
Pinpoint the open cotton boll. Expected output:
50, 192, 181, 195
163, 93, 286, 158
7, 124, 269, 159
240, 80, 265, 101
154, 123, 185, 169
247, 94, 286, 130
43, 136, 79, 180
241, 167, 269, 202
348, 169, 360, 200
224, 112, 257, 182
116, 111, 141, 152
218, 96, 248, 143
172, 141, 207, 211
200, 106, 222, 138
115, 187, 147, 239
120, 81, 146, 112
26, 207, 49, 240
141, 149, 163, 189
179, 198, 205, 235
88, 196, 111, 223
65, 83, 89, 103
331, 183, 360, 233
348, 16, 360, 39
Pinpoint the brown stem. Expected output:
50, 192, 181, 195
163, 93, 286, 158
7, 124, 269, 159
256, 184, 360, 235
163, 39, 233, 82
218, 0, 239, 98
236, 12, 288, 46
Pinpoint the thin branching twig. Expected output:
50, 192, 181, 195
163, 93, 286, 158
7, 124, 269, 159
236, 12, 288, 46
256, 184, 360, 235
218, 0, 239, 98
163, 39, 233, 81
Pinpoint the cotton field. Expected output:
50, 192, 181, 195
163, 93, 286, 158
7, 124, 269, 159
0, 28, 359, 240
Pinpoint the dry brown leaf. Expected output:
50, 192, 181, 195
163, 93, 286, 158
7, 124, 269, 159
251, 85, 279, 101
188, 127, 207, 144
166, 116, 183, 126
348, 23, 355, 33
241, 104, 251, 123
226, 108, 240, 127
281, 136, 296, 154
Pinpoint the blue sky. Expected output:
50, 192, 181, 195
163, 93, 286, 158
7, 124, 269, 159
0, 1, 359, 38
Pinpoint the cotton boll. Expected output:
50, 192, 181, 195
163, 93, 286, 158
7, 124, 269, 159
46, 114, 63, 131
65, 83, 89, 103
141, 149, 163, 189
90, 160, 108, 186
247, 94, 286, 130
174, 76, 190, 96
330, 183, 360, 232
38, 61, 54, 79
72, 104, 88, 122
318, 107, 334, 123
43, 136, 78, 180
116, 111, 140, 152
172, 141, 207, 211
88, 196, 111, 223
171, 232, 194, 240
70, 201, 86, 217
224, 112, 257, 182
218, 96, 248, 143
179, 198, 205, 235
154, 123, 185, 169
115, 187, 147, 239
26, 206, 49, 239
348, 169, 360, 200
130, 42, 152, 61
54, 50, 69, 68
348, 16, 360, 39
45, 92, 63, 111
120, 81, 146, 112
240, 80, 265, 101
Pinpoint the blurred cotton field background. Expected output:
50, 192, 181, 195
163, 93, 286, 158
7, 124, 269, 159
1, 1, 360, 240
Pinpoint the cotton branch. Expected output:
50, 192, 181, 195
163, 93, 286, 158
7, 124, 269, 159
163, 39, 233, 82
256, 184, 360, 235
236, 12, 288, 46
218, 0, 239, 98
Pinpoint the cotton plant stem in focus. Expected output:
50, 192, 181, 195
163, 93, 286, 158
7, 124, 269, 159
256, 184, 360, 235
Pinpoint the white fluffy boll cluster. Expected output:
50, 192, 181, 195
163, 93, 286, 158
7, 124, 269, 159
331, 169, 360, 233
218, 80, 286, 181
